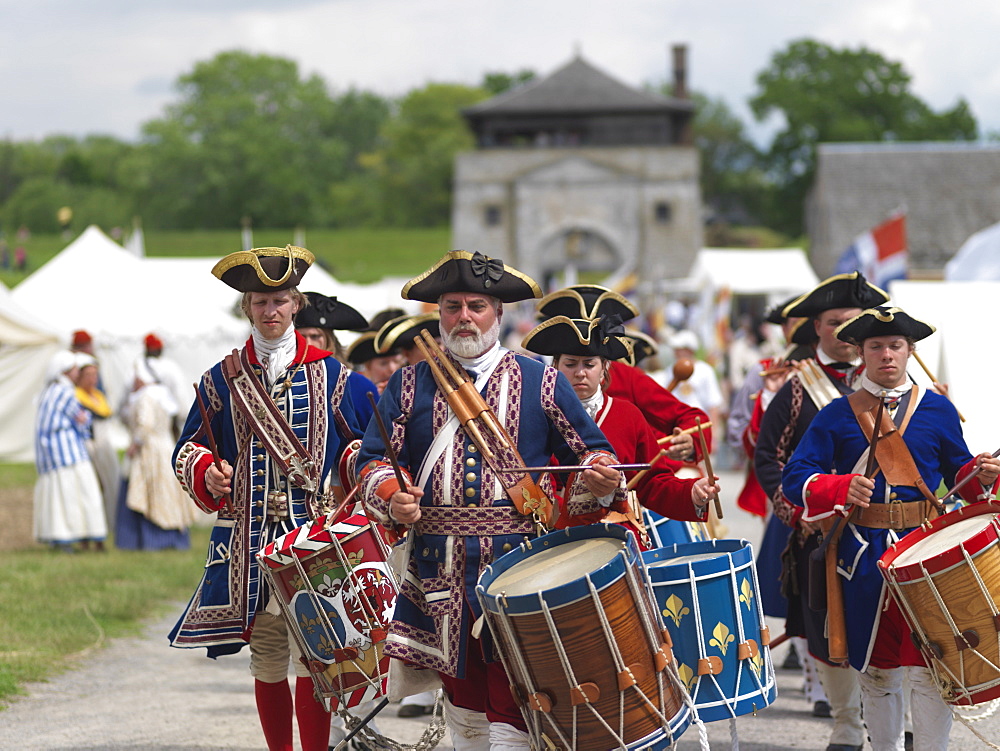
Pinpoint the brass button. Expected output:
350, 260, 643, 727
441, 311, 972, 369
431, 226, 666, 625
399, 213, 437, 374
889, 492, 898, 500
255, 485, 264, 492
839, 559, 844, 566
422, 548, 430, 556
256, 454, 265, 461
465, 488, 476, 498
502, 543, 512, 553
466, 472, 477, 482
467, 502, 477, 508
255, 469, 265, 476
255, 515, 263, 522
466, 458, 477, 467
255, 500, 263, 507
469, 445, 478, 453
805, 491, 811, 498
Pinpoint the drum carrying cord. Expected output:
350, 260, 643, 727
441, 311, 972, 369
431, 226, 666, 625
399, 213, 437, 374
490, 595, 549, 744
337, 696, 447, 751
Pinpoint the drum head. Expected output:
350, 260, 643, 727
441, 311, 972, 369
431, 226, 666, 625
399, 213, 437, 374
485, 537, 622, 597
645, 549, 724, 568
892, 513, 996, 567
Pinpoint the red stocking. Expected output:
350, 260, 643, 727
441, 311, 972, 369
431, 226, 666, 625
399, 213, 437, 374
254, 678, 293, 751
295, 676, 331, 751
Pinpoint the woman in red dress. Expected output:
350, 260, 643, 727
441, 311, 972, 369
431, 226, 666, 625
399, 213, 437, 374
522, 314, 719, 548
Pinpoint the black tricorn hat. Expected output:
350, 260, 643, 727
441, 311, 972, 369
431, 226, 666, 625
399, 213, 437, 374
346, 332, 384, 366
295, 291, 369, 332
620, 328, 658, 366
212, 245, 314, 292
536, 285, 638, 323
402, 250, 542, 303
789, 317, 821, 346
835, 306, 935, 344
522, 315, 631, 360
782, 272, 889, 318
375, 312, 441, 353
765, 293, 805, 325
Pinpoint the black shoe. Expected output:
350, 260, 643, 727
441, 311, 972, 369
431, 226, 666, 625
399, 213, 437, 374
813, 700, 832, 718
396, 703, 432, 717
905, 731, 914, 751
782, 642, 802, 671
825, 745, 863, 751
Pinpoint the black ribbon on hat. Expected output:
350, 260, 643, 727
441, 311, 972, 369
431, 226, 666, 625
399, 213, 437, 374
310, 294, 340, 327
595, 314, 625, 344
470, 252, 504, 288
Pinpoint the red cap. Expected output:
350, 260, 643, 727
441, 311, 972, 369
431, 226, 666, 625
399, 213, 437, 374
144, 333, 163, 351
72, 330, 92, 346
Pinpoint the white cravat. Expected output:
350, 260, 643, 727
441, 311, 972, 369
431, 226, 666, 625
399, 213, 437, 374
252, 326, 297, 386
859, 373, 912, 402
580, 390, 604, 420
450, 341, 504, 379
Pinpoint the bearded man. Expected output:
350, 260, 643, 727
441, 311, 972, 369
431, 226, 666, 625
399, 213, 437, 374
356, 251, 625, 750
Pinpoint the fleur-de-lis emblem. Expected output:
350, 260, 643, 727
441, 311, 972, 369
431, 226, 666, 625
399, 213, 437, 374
677, 662, 696, 692
315, 632, 336, 658
346, 550, 364, 566
662, 594, 690, 627
739, 578, 755, 610
749, 648, 764, 679
710, 622, 735, 656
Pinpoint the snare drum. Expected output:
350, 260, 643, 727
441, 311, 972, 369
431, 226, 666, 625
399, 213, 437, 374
476, 523, 692, 750
879, 501, 1000, 706
257, 513, 396, 710
642, 539, 776, 722
642, 508, 712, 549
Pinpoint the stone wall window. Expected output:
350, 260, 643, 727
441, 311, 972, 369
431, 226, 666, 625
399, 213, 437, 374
654, 201, 672, 223
484, 205, 502, 227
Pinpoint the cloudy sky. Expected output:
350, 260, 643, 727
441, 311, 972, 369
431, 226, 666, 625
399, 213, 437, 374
3, 0, 998, 144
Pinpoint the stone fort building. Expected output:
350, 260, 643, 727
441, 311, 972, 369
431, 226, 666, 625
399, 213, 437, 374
451, 48, 703, 295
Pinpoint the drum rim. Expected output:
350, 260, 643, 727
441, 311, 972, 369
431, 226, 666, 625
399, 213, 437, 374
475, 523, 637, 613
258, 512, 373, 567
878, 501, 1000, 580
641, 538, 753, 578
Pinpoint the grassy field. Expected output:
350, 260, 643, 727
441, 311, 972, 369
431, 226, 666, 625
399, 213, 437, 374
0, 226, 452, 288
0, 462, 210, 708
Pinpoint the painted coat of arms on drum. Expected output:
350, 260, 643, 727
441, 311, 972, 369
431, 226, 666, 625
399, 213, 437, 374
257, 513, 396, 710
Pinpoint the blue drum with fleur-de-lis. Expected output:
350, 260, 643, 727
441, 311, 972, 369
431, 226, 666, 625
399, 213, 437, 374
641, 538, 776, 722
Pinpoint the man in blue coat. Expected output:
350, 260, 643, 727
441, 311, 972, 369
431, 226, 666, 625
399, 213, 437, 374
356, 251, 625, 749
169, 245, 362, 751
782, 306, 999, 751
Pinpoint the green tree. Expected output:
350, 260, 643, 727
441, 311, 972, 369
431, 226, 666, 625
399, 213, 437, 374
333, 83, 489, 227
135, 51, 389, 229
481, 70, 536, 96
750, 39, 977, 235
689, 93, 769, 227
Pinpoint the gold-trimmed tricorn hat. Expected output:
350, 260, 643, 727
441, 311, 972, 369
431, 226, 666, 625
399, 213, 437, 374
619, 328, 658, 367
522, 315, 631, 360
536, 284, 638, 322
782, 272, 889, 318
835, 306, 935, 344
212, 245, 314, 293
402, 250, 542, 303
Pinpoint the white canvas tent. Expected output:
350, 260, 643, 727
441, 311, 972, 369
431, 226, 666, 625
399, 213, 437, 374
12, 226, 250, 414
677, 248, 820, 360
0, 281, 63, 461
887, 280, 1000, 457
945, 221, 1000, 280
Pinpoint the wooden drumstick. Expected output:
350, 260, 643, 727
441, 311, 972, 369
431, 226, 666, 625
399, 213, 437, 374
666, 359, 695, 391
655, 421, 713, 445
695, 417, 722, 519
626, 449, 668, 490
912, 350, 966, 422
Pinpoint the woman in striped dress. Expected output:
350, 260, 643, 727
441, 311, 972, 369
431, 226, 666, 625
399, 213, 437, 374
34, 351, 107, 552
